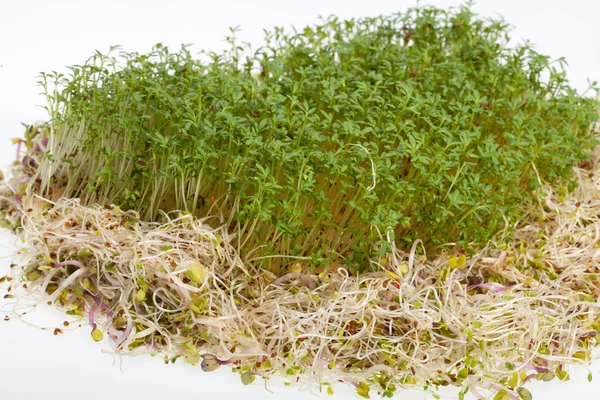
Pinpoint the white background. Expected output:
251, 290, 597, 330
1, 1, 599, 399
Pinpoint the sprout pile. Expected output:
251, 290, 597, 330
1, 4, 600, 400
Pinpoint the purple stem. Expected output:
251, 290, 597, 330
145, 339, 163, 350
15, 139, 22, 161
103, 270, 121, 287
115, 314, 133, 347
89, 301, 99, 330
33, 137, 48, 153
579, 331, 598, 340
84, 289, 108, 311
272, 272, 302, 286
248, 369, 266, 377
201, 354, 234, 365
513, 360, 549, 373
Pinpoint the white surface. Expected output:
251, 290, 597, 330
1, 1, 599, 399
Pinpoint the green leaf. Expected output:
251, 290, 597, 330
516, 387, 532, 400
241, 371, 256, 385
91, 328, 104, 342
185, 263, 204, 283
356, 382, 370, 399
493, 390, 511, 400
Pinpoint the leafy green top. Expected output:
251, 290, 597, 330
37, 4, 598, 272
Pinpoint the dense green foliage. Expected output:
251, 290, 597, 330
37, 5, 598, 272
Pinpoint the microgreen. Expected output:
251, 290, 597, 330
29, 3, 598, 273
